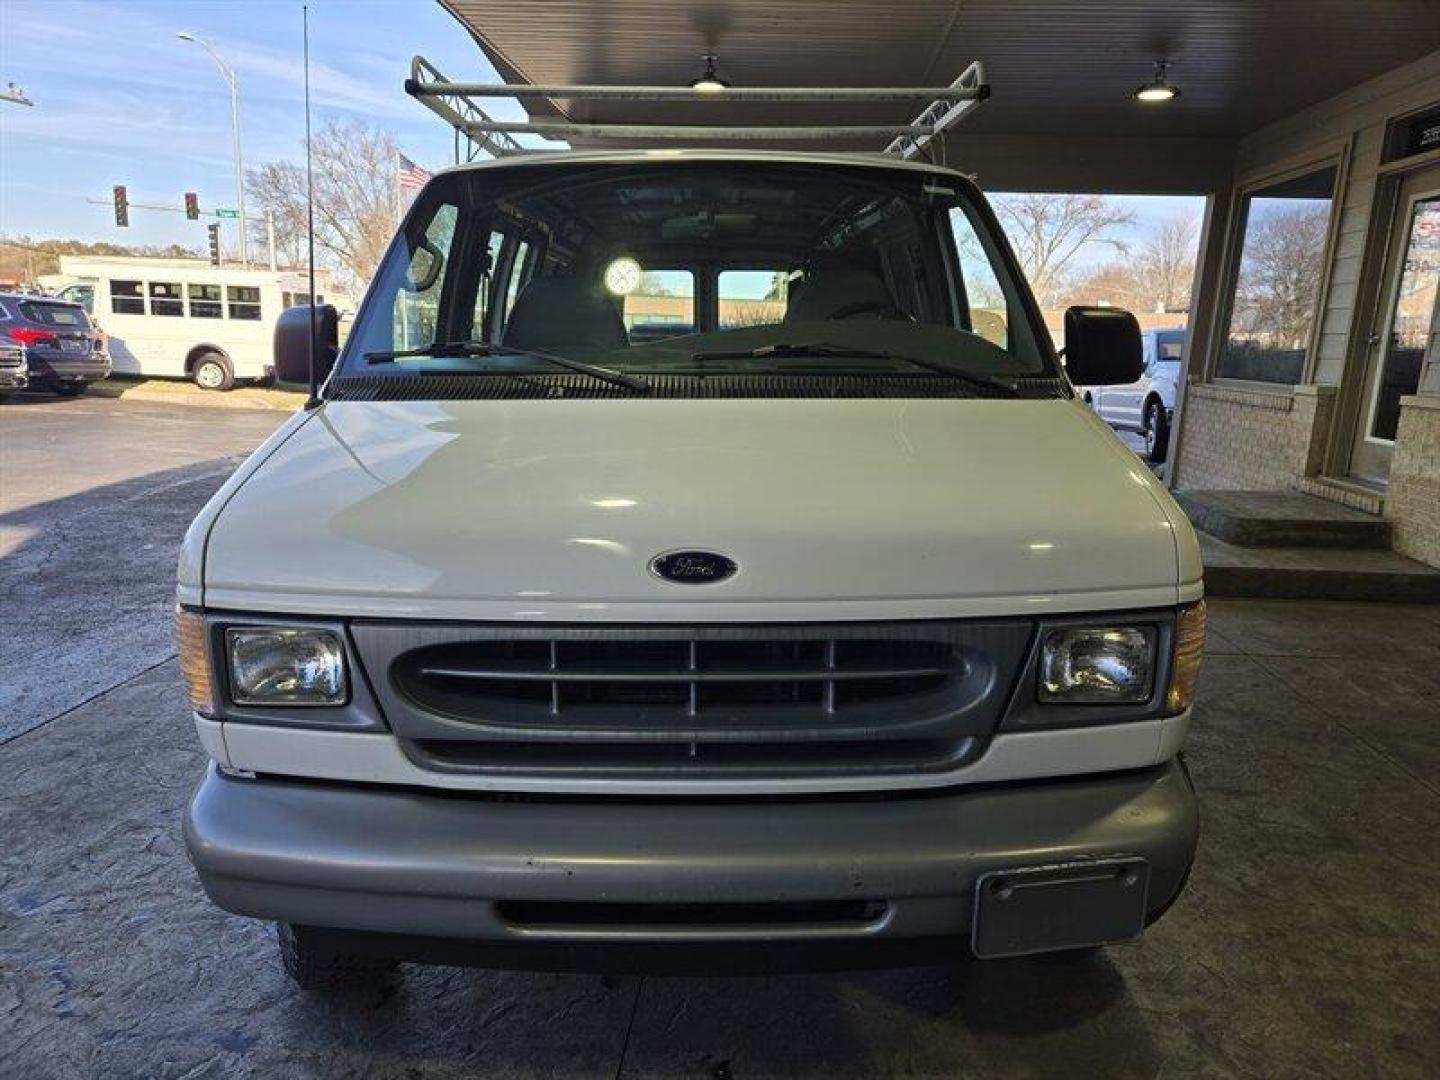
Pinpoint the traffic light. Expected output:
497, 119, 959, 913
207, 223, 221, 266
113, 185, 129, 227
184, 192, 199, 220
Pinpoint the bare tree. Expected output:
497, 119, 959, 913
1060, 262, 1150, 311
245, 163, 309, 269
991, 194, 1136, 307
1133, 214, 1198, 313
1063, 213, 1200, 314
246, 119, 402, 288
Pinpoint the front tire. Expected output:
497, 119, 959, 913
276, 923, 398, 991
193, 352, 235, 392
1143, 398, 1170, 463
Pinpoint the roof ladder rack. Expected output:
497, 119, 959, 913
409, 56, 526, 162
405, 56, 988, 161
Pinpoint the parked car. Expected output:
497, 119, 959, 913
178, 150, 1206, 987
1078, 327, 1184, 462
0, 293, 110, 396
0, 339, 28, 401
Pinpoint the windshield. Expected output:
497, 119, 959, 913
339, 162, 1058, 395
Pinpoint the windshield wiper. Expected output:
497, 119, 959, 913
362, 340, 649, 394
689, 342, 1019, 396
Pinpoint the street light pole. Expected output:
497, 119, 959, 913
177, 32, 248, 266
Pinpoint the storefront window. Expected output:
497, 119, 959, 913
1218, 166, 1338, 384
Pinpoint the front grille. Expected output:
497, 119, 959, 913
397, 636, 961, 725
351, 621, 1034, 784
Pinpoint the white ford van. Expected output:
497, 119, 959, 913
179, 150, 1204, 985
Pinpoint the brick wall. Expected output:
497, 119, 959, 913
1388, 396, 1440, 568
1174, 383, 1336, 490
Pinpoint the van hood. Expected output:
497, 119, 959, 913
198, 398, 1196, 621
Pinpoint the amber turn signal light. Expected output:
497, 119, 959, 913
1165, 600, 1206, 715
176, 607, 217, 717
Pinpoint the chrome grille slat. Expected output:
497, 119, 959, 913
417, 662, 960, 683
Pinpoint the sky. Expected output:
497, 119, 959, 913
0, 0, 1203, 269
0, 0, 532, 250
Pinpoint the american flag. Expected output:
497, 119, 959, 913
397, 152, 431, 195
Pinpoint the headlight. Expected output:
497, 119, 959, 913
1039, 626, 1155, 704
226, 627, 347, 706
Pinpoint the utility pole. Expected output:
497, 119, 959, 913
177, 33, 248, 267
266, 211, 277, 271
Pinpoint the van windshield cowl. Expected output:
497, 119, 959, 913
335, 161, 1063, 400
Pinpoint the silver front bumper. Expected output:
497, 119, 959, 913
185, 758, 1198, 956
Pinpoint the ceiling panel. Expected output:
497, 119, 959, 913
438, 0, 1440, 139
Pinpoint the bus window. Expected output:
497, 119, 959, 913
947, 206, 1010, 348
718, 269, 789, 329
111, 280, 145, 315
471, 230, 505, 340
501, 240, 534, 326
393, 203, 458, 349
149, 282, 184, 317
59, 284, 95, 313
227, 286, 262, 321
188, 284, 223, 319
627, 270, 696, 341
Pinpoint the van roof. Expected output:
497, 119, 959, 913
435, 148, 975, 183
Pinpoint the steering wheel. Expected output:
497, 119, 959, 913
827, 299, 910, 321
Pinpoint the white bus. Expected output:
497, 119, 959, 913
48, 256, 343, 390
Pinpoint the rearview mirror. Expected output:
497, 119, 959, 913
1063, 306, 1143, 386
274, 304, 339, 386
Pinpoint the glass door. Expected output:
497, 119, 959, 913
1350, 171, 1440, 483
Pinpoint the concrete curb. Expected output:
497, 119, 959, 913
86, 379, 306, 412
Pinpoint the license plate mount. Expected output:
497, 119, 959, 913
971, 857, 1150, 959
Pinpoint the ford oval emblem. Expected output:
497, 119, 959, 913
649, 550, 738, 585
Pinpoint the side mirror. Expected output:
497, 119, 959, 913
1063, 306, 1143, 386
274, 304, 339, 386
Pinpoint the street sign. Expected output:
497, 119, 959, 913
214, 208, 240, 219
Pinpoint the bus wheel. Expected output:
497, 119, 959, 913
193, 352, 235, 392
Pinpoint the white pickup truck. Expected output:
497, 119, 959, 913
179, 150, 1205, 985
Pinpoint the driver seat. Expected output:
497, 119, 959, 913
784, 268, 897, 322
504, 275, 628, 352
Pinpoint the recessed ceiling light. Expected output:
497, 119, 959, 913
689, 54, 729, 93
1134, 60, 1180, 103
